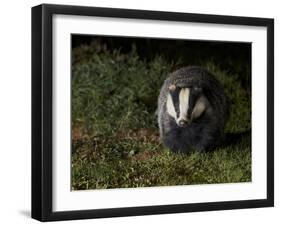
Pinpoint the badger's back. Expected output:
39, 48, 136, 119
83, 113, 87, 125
158, 66, 228, 153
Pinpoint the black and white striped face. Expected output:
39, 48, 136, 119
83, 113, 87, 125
166, 85, 208, 127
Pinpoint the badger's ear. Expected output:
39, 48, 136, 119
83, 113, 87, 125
168, 84, 176, 91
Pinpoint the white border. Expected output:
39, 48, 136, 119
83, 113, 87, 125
53, 15, 267, 211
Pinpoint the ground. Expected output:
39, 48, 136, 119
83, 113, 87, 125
71, 41, 251, 190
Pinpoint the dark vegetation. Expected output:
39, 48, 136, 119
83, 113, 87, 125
71, 35, 251, 190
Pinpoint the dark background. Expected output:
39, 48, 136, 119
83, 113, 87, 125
72, 35, 251, 90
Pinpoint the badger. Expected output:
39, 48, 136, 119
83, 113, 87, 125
157, 66, 229, 153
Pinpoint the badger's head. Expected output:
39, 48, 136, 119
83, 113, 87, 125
166, 84, 210, 127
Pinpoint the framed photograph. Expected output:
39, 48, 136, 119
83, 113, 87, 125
32, 4, 274, 221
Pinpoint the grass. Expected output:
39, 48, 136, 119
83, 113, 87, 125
71, 41, 251, 190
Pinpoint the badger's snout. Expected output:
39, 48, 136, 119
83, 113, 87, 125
178, 120, 187, 127
177, 119, 188, 127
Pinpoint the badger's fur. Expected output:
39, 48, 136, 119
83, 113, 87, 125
157, 66, 229, 153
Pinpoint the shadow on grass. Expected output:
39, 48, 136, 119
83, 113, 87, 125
221, 130, 251, 149
200, 130, 251, 154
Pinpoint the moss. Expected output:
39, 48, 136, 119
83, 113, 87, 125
71, 42, 251, 190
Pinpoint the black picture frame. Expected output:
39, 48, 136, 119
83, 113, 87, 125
32, 3, 274, 222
